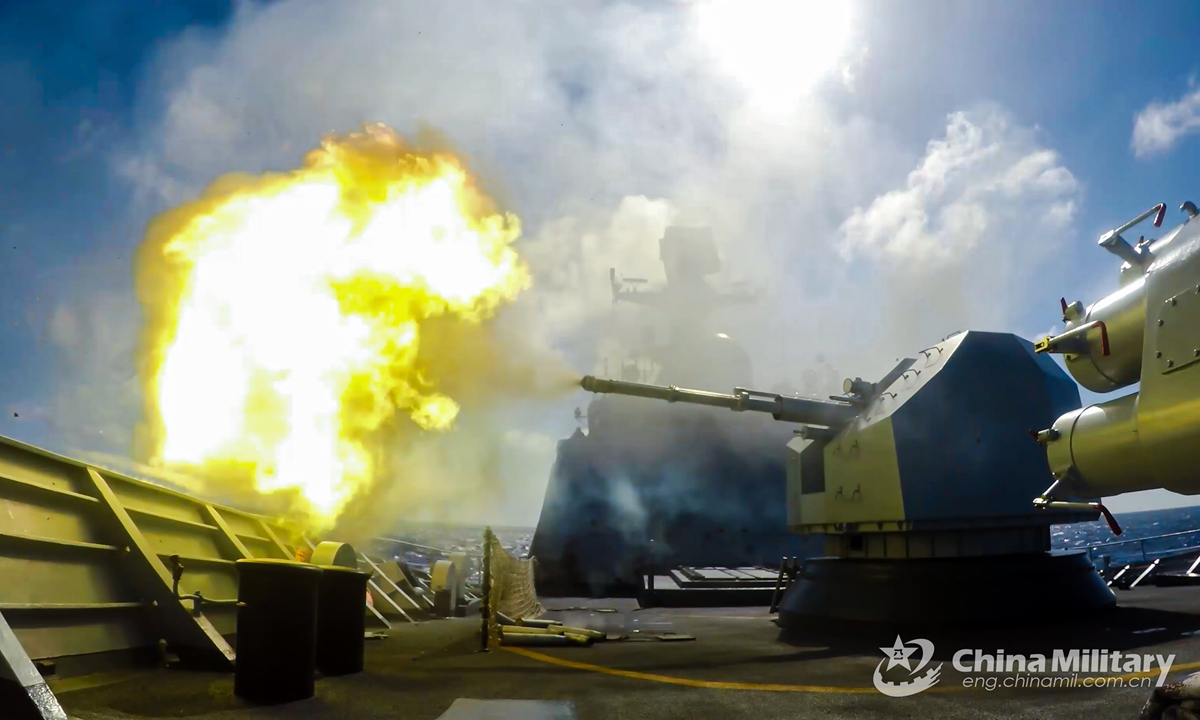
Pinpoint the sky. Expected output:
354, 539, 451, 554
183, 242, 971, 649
2, 0, 1200, 521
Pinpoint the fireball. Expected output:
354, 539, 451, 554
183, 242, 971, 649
136, 124, 528, 528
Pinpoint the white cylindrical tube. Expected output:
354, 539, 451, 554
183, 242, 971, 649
1063, 276, 1146, 393
1046, 393, 1150, 496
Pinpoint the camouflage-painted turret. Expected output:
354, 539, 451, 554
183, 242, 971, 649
579, 331, 1116, 624
582, 330, 1091, 554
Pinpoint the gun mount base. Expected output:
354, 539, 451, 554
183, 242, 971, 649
776, 553, 1113, 629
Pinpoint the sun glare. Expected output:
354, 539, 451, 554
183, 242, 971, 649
695, 0, 856, 111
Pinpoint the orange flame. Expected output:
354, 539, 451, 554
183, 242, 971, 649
136, 124, 528, 529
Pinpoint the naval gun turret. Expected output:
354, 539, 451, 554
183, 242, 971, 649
579, 330, 1116, 626
1034, 201, 1200, 512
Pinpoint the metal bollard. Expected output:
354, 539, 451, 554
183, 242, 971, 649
315, 565, 370, 676
480, 527, 492, 652
234, 559, 322, 704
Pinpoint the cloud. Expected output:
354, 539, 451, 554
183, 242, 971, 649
45, 291, 142, 453
1132, 85, 1200, 157
841, 110, 1076, 267
122, 0, 730, 217
838, 108, 1079, 349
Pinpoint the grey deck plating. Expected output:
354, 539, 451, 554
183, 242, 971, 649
55, 590, 1200, 720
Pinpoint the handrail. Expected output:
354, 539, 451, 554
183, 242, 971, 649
1083, 526, 1200, 566
1084, 527, 1200, 552
376, 536, 482, 558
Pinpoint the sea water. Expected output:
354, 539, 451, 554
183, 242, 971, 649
1054, 506, 1200, 565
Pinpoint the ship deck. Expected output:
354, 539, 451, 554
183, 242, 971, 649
57, 587, 1200, 720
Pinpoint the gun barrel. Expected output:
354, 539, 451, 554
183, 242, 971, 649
579, 376, 857, 427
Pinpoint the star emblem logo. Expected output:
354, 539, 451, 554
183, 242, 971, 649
881, 635, 918, 671
872, 635, 942, 697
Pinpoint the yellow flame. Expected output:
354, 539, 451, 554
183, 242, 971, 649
136, 124, 528, 528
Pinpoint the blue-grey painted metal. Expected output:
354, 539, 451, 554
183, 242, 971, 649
892, 332, 1084, 523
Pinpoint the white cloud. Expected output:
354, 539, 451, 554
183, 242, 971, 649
838, 109, 1079, 349
841, 111, 1077, 267
47, 305, 80, 349
43, 290, 142, 454
1132, 85, 1200, 157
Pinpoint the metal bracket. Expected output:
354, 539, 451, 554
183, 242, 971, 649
257, 519, 294, 559
833, 484, 862, 503
1034, 320, 1110, 357
872, 358, 917, 395
83, 469, 235, 670
1097, 203, 1165, 266
204, 505, 251, 559
167, 555, 239, 617
1033, 475, 1121, 536
357, 553, 417, 623
1130, 558, 1162, 589
768, 557, 801, 615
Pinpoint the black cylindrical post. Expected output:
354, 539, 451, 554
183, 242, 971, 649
480, 526, 492, 652
769, 556, 787, 614
234, 559, 322, 704
315, 565, 370, 676
645, 539, 655, 608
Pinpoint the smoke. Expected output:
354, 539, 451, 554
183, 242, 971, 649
518, 196, 678, 374
328, 410, 561, 545
34, 0, 1085, 529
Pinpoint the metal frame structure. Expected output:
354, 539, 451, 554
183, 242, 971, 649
0, 430, 469, 718
0, 434, 305, 717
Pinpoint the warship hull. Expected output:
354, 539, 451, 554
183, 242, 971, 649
530, 397, 817, 597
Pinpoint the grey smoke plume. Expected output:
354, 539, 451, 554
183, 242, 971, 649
36, 0, 1085, 528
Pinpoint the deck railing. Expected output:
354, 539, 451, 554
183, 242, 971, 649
1083, 527, 1200, 566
